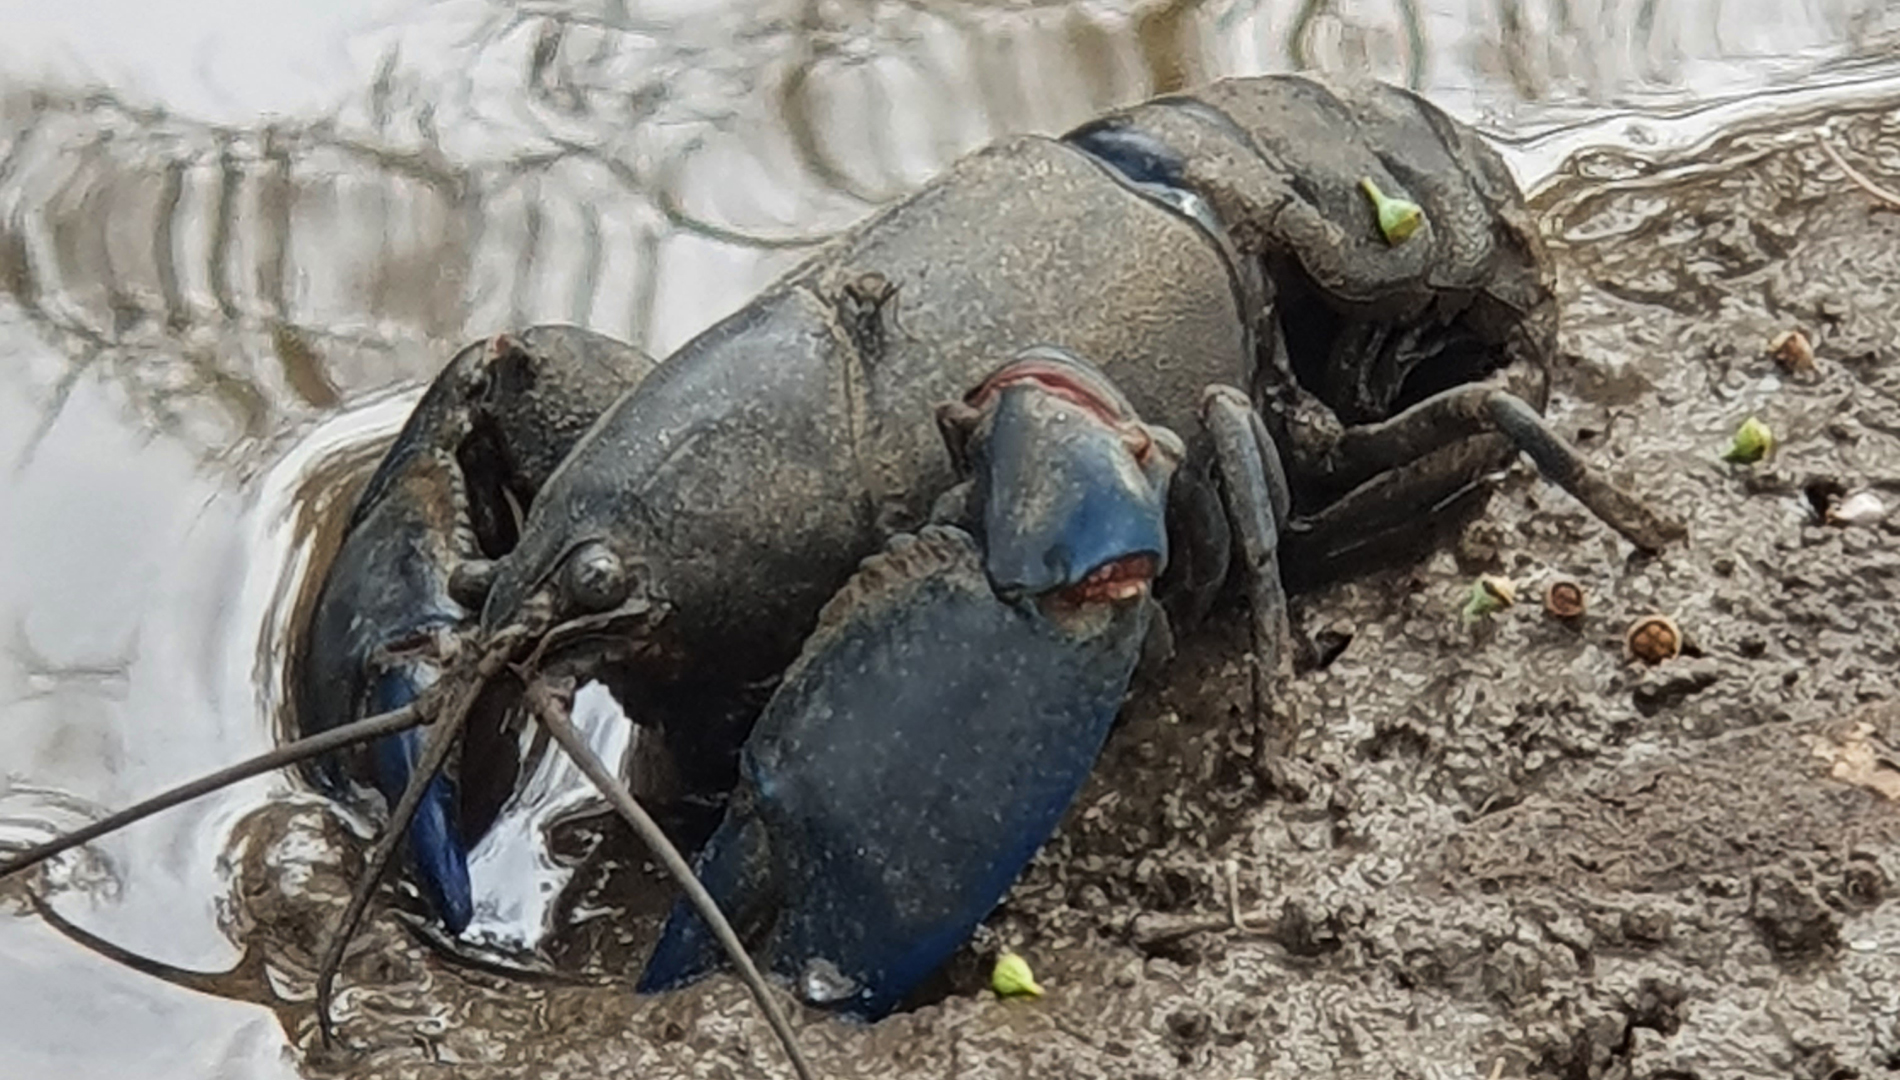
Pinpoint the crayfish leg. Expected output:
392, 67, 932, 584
1288, 377, 1686, 571
1194, 386, 1303, 761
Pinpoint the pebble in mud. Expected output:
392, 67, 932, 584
1769, 328, 1817, 375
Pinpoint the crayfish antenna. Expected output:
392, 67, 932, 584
25, 888, 281, 1009
0, 704, 427, 883
519, 678, 818, 1080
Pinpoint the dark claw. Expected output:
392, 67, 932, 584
947, 345, 1185, 598
636, 788, 776, 994
366, 669, 471, 933
640, 348, 1182, 1018
299, 413, 472, 931
638, 525, 1155, 1018
297, 326, 654, 933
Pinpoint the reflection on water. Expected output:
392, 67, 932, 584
2, 1, 1900, 1077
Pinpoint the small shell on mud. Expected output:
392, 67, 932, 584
1826, 490, 1888, 527
1769, 329, 1817, 375
1722, 416, 1775, 465
1462, 574, 1517, 623
1626, 615, 1682, 665
991, 950, 1044, 999
1544, 578, 1587, 620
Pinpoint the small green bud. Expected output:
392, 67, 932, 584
991, 950, 1045, 999
1722, 416, 1774, 464
1461, 574, 1517, 624
1360, 177, 1424, 245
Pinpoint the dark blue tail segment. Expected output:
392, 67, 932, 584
368, 667, 473, 935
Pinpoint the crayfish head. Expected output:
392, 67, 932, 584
942, 346, 1183, 616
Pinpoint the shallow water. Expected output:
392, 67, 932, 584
1, 1, 1899, 1077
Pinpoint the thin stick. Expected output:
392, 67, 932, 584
0, 704, 424, 880
1816, 133, 1900, 210
521, 679, 817, 1080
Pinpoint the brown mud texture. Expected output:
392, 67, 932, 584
183, 103, 1900, 1078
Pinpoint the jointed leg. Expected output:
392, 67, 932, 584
1307, 381, 1684, 553
1285, 431, 1512, 579
1201, 385, 1300, 762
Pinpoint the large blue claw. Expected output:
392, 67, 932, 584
297, 335, 489, 935
366, 668, 473, 934
300, 328, 654, 935
638, 527, 1154, 1018
299, 446, 471, 934
640, 349, 1183, 1019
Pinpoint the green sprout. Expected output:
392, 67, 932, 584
1722, 416, 1774, 464
991, 950, 1045, 999
1360, 177, 1425, 245
1461, 574, 1517, 625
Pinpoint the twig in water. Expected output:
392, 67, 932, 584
1816, 132, 1900, 210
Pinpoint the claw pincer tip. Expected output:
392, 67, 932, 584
367, 669, 473, 933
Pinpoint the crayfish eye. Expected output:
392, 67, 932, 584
562, 541, 628, 612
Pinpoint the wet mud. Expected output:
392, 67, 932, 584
21, 95, 1900, 1080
